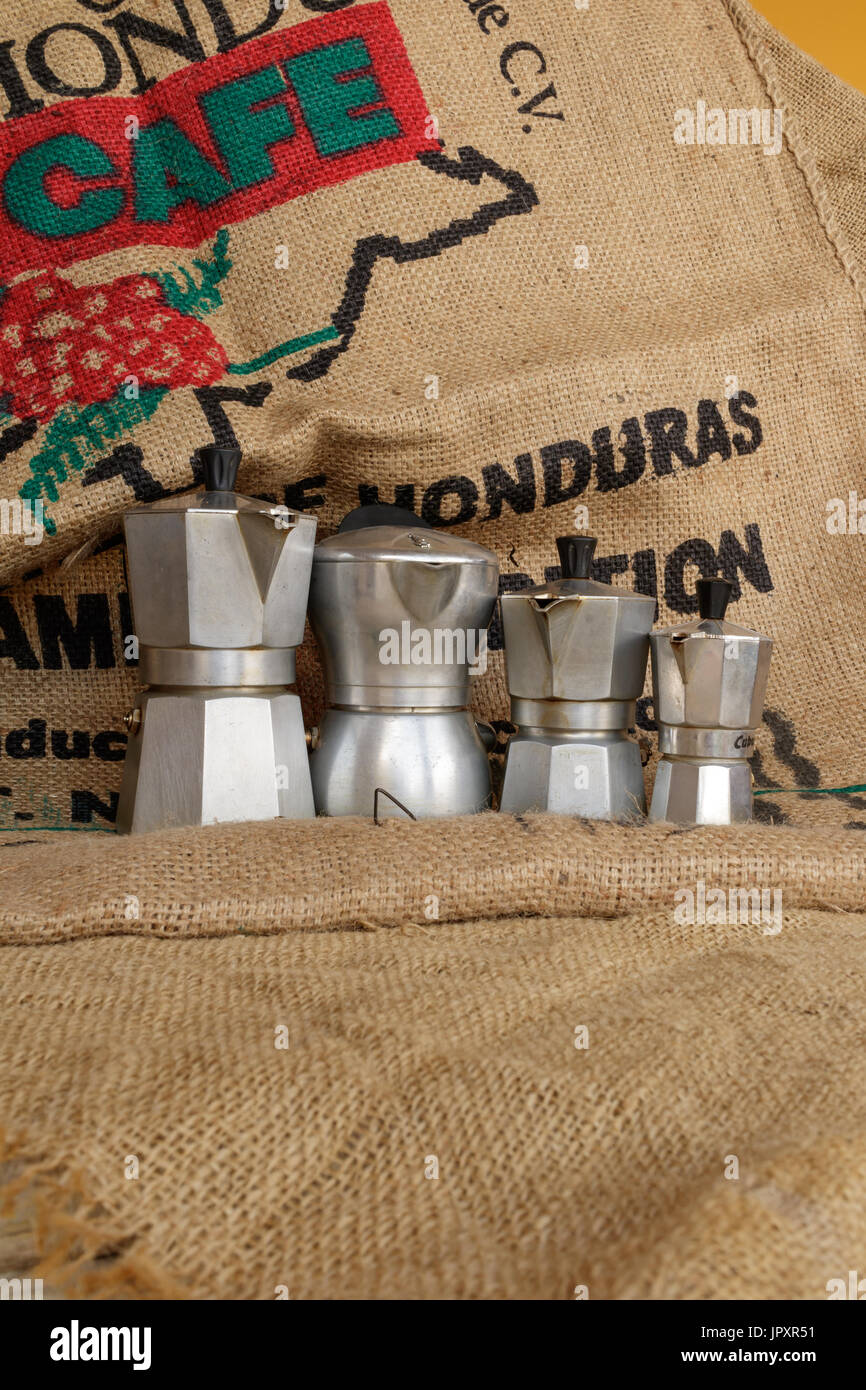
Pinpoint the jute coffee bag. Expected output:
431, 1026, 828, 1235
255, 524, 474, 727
0, 0, 864, 829
3, 1, 866, 1304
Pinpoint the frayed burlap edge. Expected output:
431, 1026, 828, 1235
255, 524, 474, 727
0, 1130, 188, 1300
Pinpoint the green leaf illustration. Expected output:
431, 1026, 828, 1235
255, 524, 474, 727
19, 386, 168, 535
149, 227, 232, 320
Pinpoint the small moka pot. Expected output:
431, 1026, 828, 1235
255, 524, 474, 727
499, 535, 655, 819
308, 505, 499, 819
649, 577, 773, 824
117, 446, 317, 834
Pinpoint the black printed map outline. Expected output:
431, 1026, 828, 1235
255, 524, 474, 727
285, 144, 540, 383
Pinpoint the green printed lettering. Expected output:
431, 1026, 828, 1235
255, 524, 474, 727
202, 65, 295, 191
285, 38, 400, 158
133, 118, 231, 224
4, 134, 123, 237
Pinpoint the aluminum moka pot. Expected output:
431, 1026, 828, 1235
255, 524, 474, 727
649, 577, 773, 824
499, 535, 655, 819
117, 446, 317, 834
307, 504, 499, 819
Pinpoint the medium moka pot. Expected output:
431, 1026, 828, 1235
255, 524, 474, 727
117, 446, 317, 834
308, 505, 499, 819
500, 535, 654, 819
649, 577, 773, 824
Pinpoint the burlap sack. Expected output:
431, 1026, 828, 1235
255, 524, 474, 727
2, 815, 866, 1299
0, 0, 864, 828
2, 0, 866, 1300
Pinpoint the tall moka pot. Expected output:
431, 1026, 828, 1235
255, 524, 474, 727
307, 505, 499, 819
117, 446, 317, 834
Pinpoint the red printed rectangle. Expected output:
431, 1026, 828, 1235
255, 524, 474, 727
0, 2, 437, 280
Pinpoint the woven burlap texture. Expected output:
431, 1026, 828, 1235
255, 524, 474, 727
2, 0, 866, 825
3, 0, 866, 1300
1, 814, 865, 1299
0, 814, 864, 942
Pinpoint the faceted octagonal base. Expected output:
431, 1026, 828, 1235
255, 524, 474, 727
649, 756, 753, 825
117, 690, 314, 834
500, 732, 646, 820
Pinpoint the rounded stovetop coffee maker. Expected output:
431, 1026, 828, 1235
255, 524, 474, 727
307, 505, 499, 819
